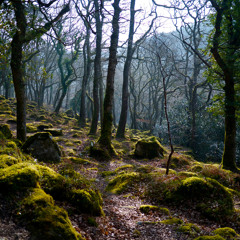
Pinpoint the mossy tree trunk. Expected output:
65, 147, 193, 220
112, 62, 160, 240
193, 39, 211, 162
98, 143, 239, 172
89, 0, 103, 135
116, 0, 135, 139
210, 0, 239, 172
98, 0, 121, 155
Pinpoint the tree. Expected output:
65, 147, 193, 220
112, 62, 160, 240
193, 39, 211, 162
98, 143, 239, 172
115, 0, 136, 138
208, 0, 240, 171
1, 0, 69, 142
89, 0, 104, 135
98, 0, 121, 156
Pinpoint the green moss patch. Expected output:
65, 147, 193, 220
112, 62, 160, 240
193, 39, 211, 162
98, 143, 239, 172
177, 223, 200, 236
0, 163, 39, 191
106, 172, 141, 194
213, 227, 240, 239
21, 188, 84, 240
161, 217, 183, 225
0, 154, 20, 168
194, 236, 225, 240
139, 204, 169, 215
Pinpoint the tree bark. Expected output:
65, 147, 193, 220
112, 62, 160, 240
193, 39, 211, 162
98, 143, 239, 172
116, 0, 135, 138
98, 0, 121, 155
89, 0, 103, 135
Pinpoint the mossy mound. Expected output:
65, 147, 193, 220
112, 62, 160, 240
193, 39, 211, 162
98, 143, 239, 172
59, 168, 104, 216
194, 236, 225, 240
213, 227, 240, 239
134, 137, 165, 159
147, 176, 234, 221
0, 163, 39, 191
169, 154, 192, 169
0, 154, 21, 168
22, 132, 61, 163
26, 123, 38, 133
43, 128, 63, 136
161, 217, 183, 225
171, 177, 234, 220
21, 188, 84, 240
140, 205, 159, 214
106, 172, 141, 194
36, 165, 66, 198
0, 124, 12, 139
177, 223, 200, 236
68, 188, 104, 216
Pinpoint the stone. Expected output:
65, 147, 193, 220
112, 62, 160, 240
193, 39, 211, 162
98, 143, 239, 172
22, 132, 61, 163
134, 137, 165, 159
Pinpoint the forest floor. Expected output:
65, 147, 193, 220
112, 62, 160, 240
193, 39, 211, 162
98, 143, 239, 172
0, 100, 240, 240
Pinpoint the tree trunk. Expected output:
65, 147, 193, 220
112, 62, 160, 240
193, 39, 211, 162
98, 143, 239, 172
116, 0, 135, 138
222, 77, 237, 171
55, 88, 67, 114
11, 32, 26, 142
79, 26, 91, 127
89, 0, 103, 135
98, 0, 121, 155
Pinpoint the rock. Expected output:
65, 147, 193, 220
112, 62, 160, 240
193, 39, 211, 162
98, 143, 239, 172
134, 136, 165, 159
0, 124, 13, 139
43, 128, 63, 136
22, 132, 61, 163
65, 109, 74, 118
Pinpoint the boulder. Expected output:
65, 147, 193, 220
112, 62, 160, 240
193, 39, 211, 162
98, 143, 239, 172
134, 137, 165, 159
22, 132, 61, 163
0, 124, 13, 139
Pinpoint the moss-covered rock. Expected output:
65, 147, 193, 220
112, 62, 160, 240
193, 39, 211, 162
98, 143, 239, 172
172, 177, 234, 220
0, 163, 39, 191
22, 132, 61, 163
21, 188, 84, 240
160, 217, 183, 225
194, 236, 225, 240
140, 205, 160, 214
106, 172, 140, 194
177, 223, 200, 236
134, 137, 165, 159
68, 188, 104, 216
213, 227, 240, 239
26, 123, 38, 133
0, 124, 12, 139
89, 142, 115, 160
36, 165, 66, 198
0, 154, 20, 168
43, 128, 63, 136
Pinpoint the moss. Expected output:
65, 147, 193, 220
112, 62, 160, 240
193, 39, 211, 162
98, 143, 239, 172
68, 188, 104, 216
213, 227, 239, 239
26, 123, 38, 133
87, 217, 98, 227
177, 223, 200, 236
0, 124, 12, 139
190, 164, 203, 172
178, 171, 198, 177
101, 170, 116, 177
134, 137, 166, 159
36, 165, 66, 198
0, 163, 39, 191
115, 164, 134, 172
106, 172, 140, 194
21, 188, 84, 240
174, 177, 234, 220
170, 155, 192, 169
194, 236, 225, 240
161, 217, 183, 225
139, 205, 159, 214
0, 154, 20, 168
89, 142, 113, 160
67, 157, 96, 165
44, 128, 63, 136
136, 165, 154, 173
